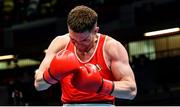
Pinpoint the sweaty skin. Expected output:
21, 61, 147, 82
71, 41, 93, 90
34, 31, 137, 99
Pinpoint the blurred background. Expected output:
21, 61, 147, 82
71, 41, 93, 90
0, 0, 180, 106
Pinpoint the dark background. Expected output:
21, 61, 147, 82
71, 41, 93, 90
0, 0, 180, 106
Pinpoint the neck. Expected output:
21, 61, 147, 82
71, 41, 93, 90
76, 44, 94, 56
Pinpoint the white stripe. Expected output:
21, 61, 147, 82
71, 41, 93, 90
64, 33, 70, 50
103, 36, 111, 70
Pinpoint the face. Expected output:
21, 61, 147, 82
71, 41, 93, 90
68, 27, 99, 52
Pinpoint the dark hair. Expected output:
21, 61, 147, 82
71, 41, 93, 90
67, 5, 98, 33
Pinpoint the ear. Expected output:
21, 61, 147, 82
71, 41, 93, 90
67, 26, 71, 32
95, 27, 99, 33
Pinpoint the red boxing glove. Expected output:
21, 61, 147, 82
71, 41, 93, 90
43, 50, 80, 84
71, 63, 114, 95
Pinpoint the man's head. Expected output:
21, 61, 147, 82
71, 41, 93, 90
67, 5, 99, 52
67, 5, 98, 33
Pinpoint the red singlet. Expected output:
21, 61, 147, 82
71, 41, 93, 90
61, 34, 115, 104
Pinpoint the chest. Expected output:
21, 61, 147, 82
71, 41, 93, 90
76, 47, 111, 70
76, 48, 95, 62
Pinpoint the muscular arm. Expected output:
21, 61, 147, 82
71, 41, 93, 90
105, 37, 137, 100
34, 34, 69, 91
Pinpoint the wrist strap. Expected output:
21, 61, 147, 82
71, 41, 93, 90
43, 68, 58, 84
98, 79, 114, 95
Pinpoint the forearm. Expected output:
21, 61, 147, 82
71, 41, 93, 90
34, 54, 54, 91
111, 81, 137, 100
34, 69, 51, 91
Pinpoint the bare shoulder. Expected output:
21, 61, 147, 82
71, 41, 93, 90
105, 36, 129, 62
46, 33, 70, 54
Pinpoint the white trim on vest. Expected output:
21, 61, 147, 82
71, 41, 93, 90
102, 36, 111, 71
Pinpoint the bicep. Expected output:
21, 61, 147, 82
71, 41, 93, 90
111, 59, 135, 82
107, 39, 135, 81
